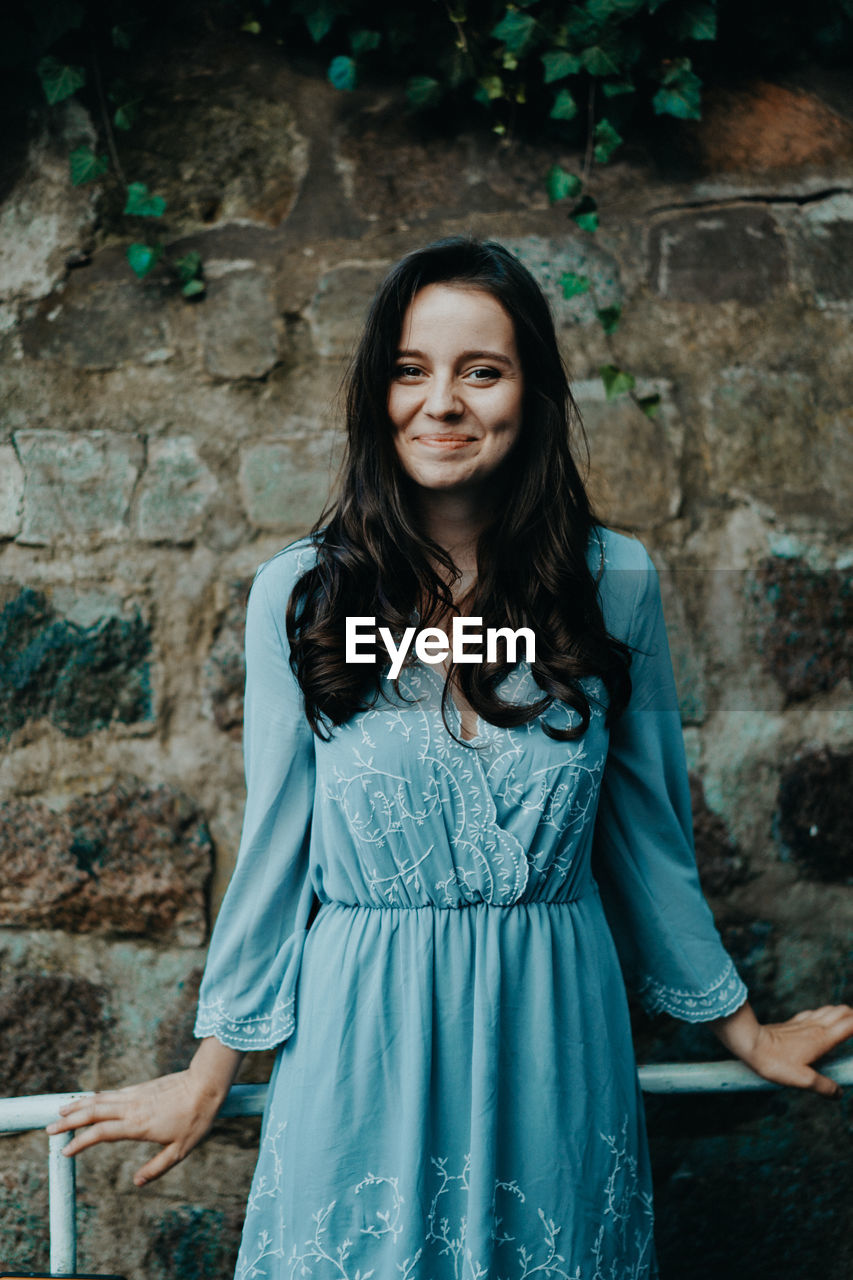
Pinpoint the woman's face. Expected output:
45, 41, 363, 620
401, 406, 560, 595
387, 283, 524, 500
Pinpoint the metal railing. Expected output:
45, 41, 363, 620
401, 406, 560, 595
2, 1058, 852, 1277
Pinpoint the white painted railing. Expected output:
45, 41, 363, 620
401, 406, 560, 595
2, 1061, 852, 1276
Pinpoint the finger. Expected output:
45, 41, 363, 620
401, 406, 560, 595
789, 1010, 815, 1022
820, 1019, 853, 1054
823, 1006, 853, 1026
60, 1120, 137, 1158
810, 1006, 852, 1026
57, 1087, 131, 1115
134, 1143, 182, 1187
805, 1014, 853, 1054
54, 1093, 139, 1130
806, 1068, 843, 1099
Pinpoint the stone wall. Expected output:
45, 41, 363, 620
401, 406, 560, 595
1, 31, 851, 1280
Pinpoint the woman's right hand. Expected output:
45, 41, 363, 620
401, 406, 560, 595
45, 1038, 245, 1186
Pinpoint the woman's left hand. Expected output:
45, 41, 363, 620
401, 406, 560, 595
709, 1000, 853, 1097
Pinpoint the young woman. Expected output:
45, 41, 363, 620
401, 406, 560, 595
49, 237, 853, 1280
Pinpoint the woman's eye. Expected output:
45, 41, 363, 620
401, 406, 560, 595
467, 367, 500, 382
394, 365, 422, 379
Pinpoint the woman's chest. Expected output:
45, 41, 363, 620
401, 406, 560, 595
310, 661, 611, 905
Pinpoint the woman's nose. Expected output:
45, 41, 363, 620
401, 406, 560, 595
424, 375, 462, 418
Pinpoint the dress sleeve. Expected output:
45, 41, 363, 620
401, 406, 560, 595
590, 538, 749, 1023
194, 552, 317, 1051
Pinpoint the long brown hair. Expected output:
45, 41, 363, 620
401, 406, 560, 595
284, 236, 634, 747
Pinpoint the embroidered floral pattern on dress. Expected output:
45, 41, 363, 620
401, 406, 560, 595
196, 525, 747, 1280
236, 1107, 656, 1280
194, 992, 296, 1049
636, 956, 749, 1023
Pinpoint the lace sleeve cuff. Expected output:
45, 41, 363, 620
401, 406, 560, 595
193, 992, 296, 1051
636, 957, 749, 1023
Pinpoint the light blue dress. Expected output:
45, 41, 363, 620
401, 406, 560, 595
194, 523, 748, 1280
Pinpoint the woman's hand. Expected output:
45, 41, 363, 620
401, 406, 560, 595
708, 1000, 853, 1097
44, 1038, 245, 1186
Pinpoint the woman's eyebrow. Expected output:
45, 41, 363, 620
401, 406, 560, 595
396, 348, 514, 365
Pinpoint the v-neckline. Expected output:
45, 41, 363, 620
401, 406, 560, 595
416, 658, 485, 745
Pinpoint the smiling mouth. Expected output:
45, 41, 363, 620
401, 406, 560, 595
416, 435, 477, 447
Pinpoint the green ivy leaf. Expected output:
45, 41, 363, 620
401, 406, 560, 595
37, 56, 86, 105
600, 364, 636, 399
113, 100, 141, 131
474, 75, 504, 104
560, 272, 591, 298
181, 279, 206, 298
596, 305, 621, 334
126, 242, 163, 278
175, 252, 202, 284
541, 50, 582, 83
293, 0, 348, 43
406, 75, 444, 107
328, 55, 357, 90
564, 10, 602, 45
124, 182, 167, 217
678, 2, 717, 40
546, 165, 582, 202
491, 9, 538, 55
241, 19, 262, 34
581, 44, 621, 77
549, 88, 578, 120
637, 393, 662, 417
69, 147, 109, 186
587, 0, 644, 17
350, 27, 381, 54
653, 58, 703, 119
570, 195, 599, 232
593, 118, 623, 163
602, 77, 635, 97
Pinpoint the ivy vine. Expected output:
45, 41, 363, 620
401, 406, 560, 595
7, 0, 853, 403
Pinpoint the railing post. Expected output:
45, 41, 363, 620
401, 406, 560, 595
48, 1130, 76, 1275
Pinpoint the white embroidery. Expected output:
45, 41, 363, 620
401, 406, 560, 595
194, 993, 295, 1049
235, 1122, 656, 1280
637, 957, 749, 1022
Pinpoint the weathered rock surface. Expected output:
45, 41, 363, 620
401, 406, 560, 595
794, 193, 853, 307
707, 368, 852, 522
0, 445, 24, 537
0, 971, 107, 1094
14, 430, 145, 546
648, 206, 788, 303
0, 586, 152, 741
239, 436, 341, 529
199, 270, 280, 379
305, 261, 390, 358
137, 435, 217, 543
20, 278, 173, 370
572, 378, 681, 528
202, 577, 251, 738
0, 102, 98, 305
0, 782, 213, 944
747, 556, 853, 701
690, 774, 750, 896
775, 747, 853, 884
